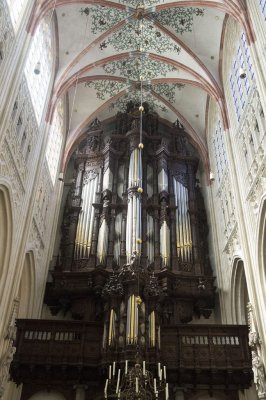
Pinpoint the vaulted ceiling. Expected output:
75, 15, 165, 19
28, 0, 254, 170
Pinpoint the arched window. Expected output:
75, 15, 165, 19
46, 99, 64, 184
259, 0, 266, 20
0, 0, 14, 64
229, 33, 255, 121
6, 0, 27, 31
212, 119, 227, 184
24, 18, 53, 124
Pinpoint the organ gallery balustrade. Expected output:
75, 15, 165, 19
11, 319, 252, 390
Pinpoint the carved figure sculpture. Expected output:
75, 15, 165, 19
252, 351, 266, 398
0, 345, 16, 398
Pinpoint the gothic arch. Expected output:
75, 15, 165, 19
231, 257, 249, 324
27, 391, 67, 400
188, 392, 228, 400
17, 251, 36, 318
0, 184, 13, 292
257, 196, 266, 298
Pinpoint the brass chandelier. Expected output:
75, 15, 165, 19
104, 359, 169, 400
103, 5, 169, 400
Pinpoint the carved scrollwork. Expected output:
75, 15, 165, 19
83, 169, 98, 185
173, 171, 188, 188
179, 262, 193, 272
0, 343, 16, 398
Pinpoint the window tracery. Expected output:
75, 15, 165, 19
24, 18, 53, 124
0, 0, 14, 65
45, 99, 64, 185
212, 119, 227, 184
6, 0, 26, 30
229, 33, 255, 122
6, 76, 38, 183
259, 0, 266, 20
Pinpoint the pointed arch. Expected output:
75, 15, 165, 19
188, 392, 228, 400
231, 257, 249, 324
17, 251, 36, 318
257, 196, 266, 298
28, 391, 67, 400
0, 185, 13, 292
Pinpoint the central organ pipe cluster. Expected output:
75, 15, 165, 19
126, 146, 143, 261
65, 112, 202, 276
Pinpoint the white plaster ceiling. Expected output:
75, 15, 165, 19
34, 0, 247, 164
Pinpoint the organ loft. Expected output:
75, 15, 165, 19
11, 105, 252, 400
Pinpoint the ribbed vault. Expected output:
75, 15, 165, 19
27, 0, 255, 172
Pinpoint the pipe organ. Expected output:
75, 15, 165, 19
173, 177, 192, 262
126, 146, 143, 261
13, 107, 252, 399
62, 114, 205, 273
55, 105, 214, 361
75, 169, 99, 259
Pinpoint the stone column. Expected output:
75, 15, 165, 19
74, 384, 87, 400
174, 388, 185, 400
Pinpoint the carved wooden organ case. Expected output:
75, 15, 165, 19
46, 109, 215, 364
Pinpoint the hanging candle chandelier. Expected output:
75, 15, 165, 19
104, 360, 169, 400
103, 7, 169, 400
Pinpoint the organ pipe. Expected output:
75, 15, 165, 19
75, 172, 98, 259
126, 148, 143, 261
158, 166, 170, 267
147, 214, 154, 264
149, 311, 156, 347
126, 295, 138, 345
97, 219, 108, 264
108, 309, 116, 346
160, 221, 170, 268
74, 165, 84, 197
158, 169, 168, 193
173, 178, 192, 262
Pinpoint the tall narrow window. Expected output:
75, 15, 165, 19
0, 0, 14, 64
46, 100, 64, 185
212, 119, 227, 183
229, 33, 255, 121
259, 0, 266, 20
6, 0, 27, 30
24, 18, 53, 124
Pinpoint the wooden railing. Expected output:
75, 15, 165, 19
161, 325, 251, 371
13, 319, 102, 367
11, 320, 252, 389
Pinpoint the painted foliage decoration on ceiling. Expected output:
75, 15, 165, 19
85, 80, 184, 108
153, 83, 185, 103
102, 56, 177, 80
100, 19, 181, 53
80, 5, 204, 113
80, 6, 127, 34
109, 90, 168, 113
150, 7, 204, 35
84, 80, 127, 101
